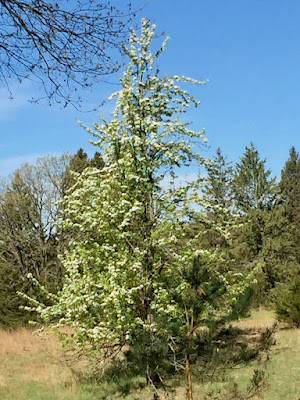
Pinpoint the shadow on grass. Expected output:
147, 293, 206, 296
66, 324, 277, 399
193, 323, 276, 383
72, 362, 147, 400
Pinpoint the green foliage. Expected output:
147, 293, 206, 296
90, 152, 105, 169
62, 148, 90, 192
0, 155, 70, 328
280, 146, 300, 212
232, 143, 276, 257
233, 142, 276, 214
262, 147, 300, 295
203, 147, 234, 219
200, 148, 236, 249
226, 143, 277, 304
0, 148, 105, 328
25, 20, 254, 397
275, 279, 300, 326
62, 148, 104, 194
204, 369, 266, 400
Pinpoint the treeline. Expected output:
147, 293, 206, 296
0, 142, 300, 328
0, 149, 104, 327
201, 143, 300, 323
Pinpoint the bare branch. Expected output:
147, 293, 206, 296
0, 0, 142, 107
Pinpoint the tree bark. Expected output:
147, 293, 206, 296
186, 341, 193, 400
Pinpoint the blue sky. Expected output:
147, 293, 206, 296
1, 0, 300, 177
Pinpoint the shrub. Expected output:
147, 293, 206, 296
275, 278, 300, 326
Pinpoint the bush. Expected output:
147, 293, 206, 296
275, 279, 300, 326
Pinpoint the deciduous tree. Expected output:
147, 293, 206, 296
27, 21, 254, 398
0, 155, 70, 327
0, 0, 139, 106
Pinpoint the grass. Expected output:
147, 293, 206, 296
0, 311, 300, 399
201, 309, 300, 400
0, 328, 76, 399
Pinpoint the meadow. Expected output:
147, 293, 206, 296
0, 310, 299, 400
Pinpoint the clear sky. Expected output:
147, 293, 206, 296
0, 0, 300, 178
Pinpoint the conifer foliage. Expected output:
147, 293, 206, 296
263, 147, 300, 316
233, 142, 276, 214
231, 143, 276, 272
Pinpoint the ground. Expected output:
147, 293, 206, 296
0, 310, 299, 399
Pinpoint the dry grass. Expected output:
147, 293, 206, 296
0, 327, 60, 356
233, 309, 276, 331
0, 311, 300, 399
0, 327, 75, 390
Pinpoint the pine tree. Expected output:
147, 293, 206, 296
232, 143, 276, 260
204, 148, 234, 214
262, 147, 300, 290
233, 142, 275, 214
201, 148, 235, 247
188, 148, 235, 257
62, 148, 90, 192
223, 143, 276, 304
62, 149, 105, 193
280, 146, 300, 221
270, 148, 300, 323
90, 151, 105, 169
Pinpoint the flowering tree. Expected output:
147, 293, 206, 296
25, 20, 254, 399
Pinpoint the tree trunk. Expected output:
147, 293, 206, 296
186, 344, 193, 400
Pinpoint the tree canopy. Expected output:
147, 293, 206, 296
23, 20, 255, 399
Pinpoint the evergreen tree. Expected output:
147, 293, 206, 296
233, 142, 275, 214
275, 278, 300, 326
62, 148, 90, 192
222, 143, 276, 304
62, 149, 105, 193
280, 146, 300, 220
197, 149, 255, 313
192, 148, 236, 252
262, 147, 300, 290
202, 148, 235, 243
90, 151, 105, 169
232, 143, 276, 260
204, 148, 234, 214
